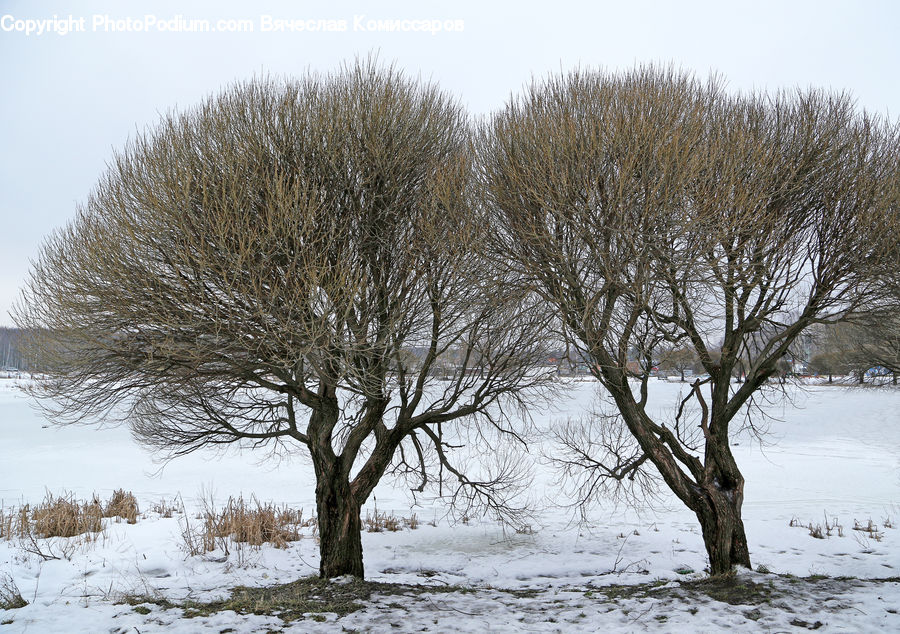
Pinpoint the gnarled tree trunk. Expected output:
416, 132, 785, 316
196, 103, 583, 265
694, 480, 751, 575
606, 369, 753, 576
315, 468, 364, 579
308, 397, 366, 580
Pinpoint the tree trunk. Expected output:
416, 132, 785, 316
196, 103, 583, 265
315, 471, 364, 579
695, 483, 751, 576
598, 362, 753, 577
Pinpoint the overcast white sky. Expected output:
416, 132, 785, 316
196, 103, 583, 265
1, 0, 898, 326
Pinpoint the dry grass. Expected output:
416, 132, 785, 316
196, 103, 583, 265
0, 506, 30, 540
181, 495, 315, 556
213, 496, 309, 547
0, 490, 141, 539
0, 491, 137, 561
0, 573, 27, 610
31, 492, 102, 538
363, 508, 419, 533
150, 498, 179, 518
853, 519, 884, 542
789, 513, 844, 539
103, 489, 139, 524
179, 497, 420, 559
363, 509, 402, 533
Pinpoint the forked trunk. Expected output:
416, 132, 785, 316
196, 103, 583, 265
600, 365, 753, 577
315, 472, 364, 579
695, 482, 751, 576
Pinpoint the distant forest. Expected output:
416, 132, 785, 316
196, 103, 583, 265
0, 327, 30, 371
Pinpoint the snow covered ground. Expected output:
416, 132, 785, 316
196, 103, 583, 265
1, 378, 899, 632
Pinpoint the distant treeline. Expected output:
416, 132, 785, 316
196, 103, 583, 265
0, 327, 31, 371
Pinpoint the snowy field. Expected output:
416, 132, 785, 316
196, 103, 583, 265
1, 378, 899, 632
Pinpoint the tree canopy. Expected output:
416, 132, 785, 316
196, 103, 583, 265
479, 65, 900, 574
15, 60, 555, 578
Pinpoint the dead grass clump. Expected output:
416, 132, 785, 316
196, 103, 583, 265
1, 490, 141, 562
0, 506, 30, 540
853, 519, 884, 542
363, 508, 420, 533
364, 509, 401, 533
182, 495, 314, 556
214, 496, 305, 547
150, 498, 179, 518
789, 512, 844, 539
1, 490, 139, 539
31, 492, 102, 538
103, 489, 139, 524
0, 573, 27, 610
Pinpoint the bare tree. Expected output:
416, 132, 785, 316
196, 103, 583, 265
824, 318, 900, 383
14, 60, 555, 579
479, 65, 900, 575
658, 345, 698, 382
